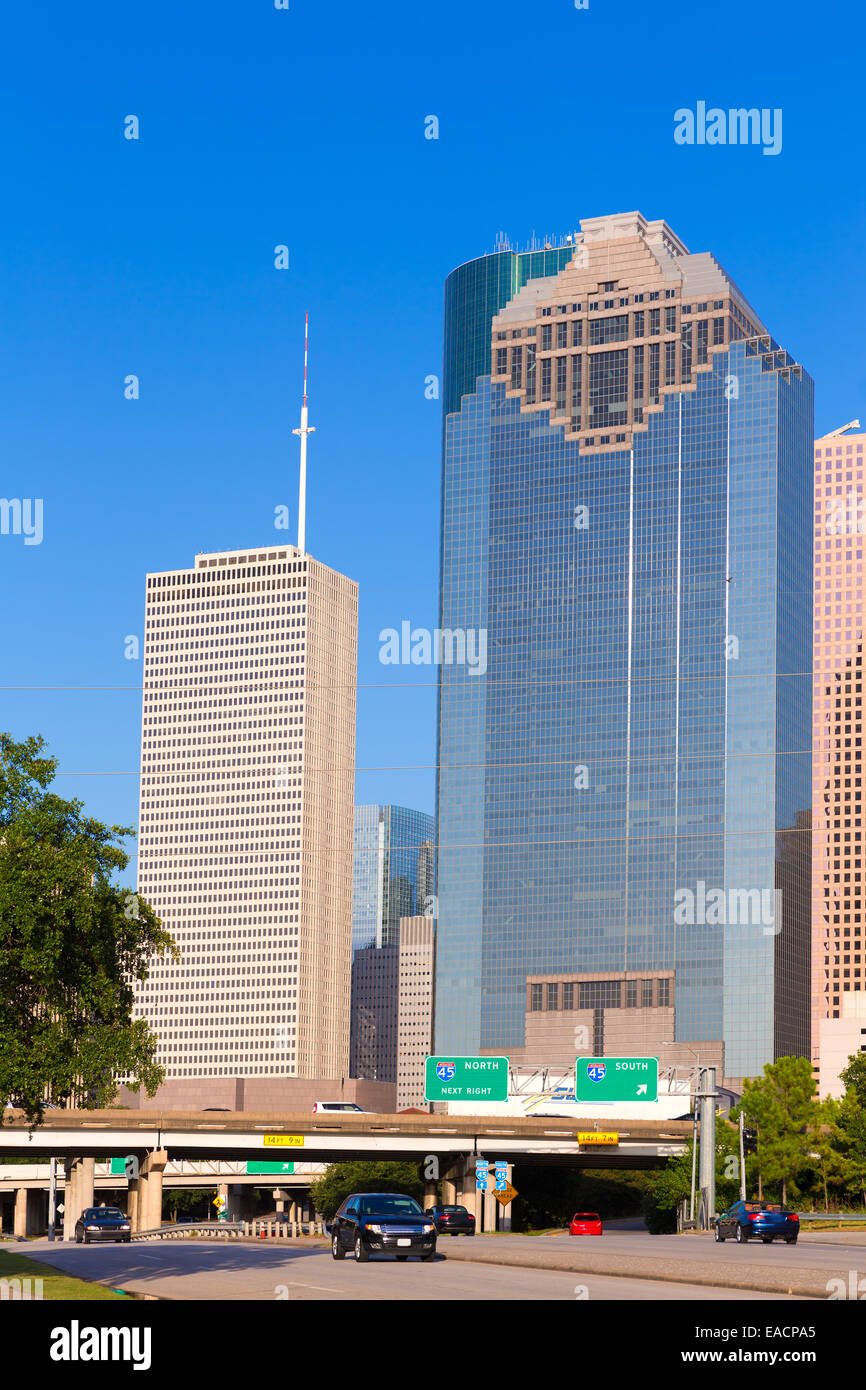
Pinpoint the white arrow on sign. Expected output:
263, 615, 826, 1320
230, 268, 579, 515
636, 1085, 648, 1095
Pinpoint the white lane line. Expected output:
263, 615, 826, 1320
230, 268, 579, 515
285, 1281, 346, 1294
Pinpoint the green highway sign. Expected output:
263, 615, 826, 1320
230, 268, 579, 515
246, 1161, 295, 1175
425, 1055, 509, 1102
575, 1057, 659, 1102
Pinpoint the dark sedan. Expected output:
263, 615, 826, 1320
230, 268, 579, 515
425, 1204, 476, 1236
330, 1192, 437, 1262
74, 1207, 132, 1244
714, 1200, 799, 1245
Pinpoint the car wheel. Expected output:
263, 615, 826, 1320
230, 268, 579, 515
421, 1249, 435, 1262
762, 1237, 773, 1244
332, 1232, 345, 1260
714, 1224, 725, 1242
735, 1225, 747, 1244
354, 1234, 369, 1263
785, 1237, 797, 1245
396, 1255, 409, 1261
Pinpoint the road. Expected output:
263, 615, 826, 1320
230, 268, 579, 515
22, 1238, 812, 1301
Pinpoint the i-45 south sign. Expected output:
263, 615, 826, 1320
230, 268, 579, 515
575, 1056, 659, 1102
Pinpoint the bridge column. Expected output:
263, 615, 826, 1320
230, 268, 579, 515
482, 1188, 497, 1233
440, 1162, 459, 1206
423, 1178, 437, 1212
132, 1150, 168, 1232
458, 1157, 480, 1226
63, 1157, 94, 1242
14, 1188, 45, 1238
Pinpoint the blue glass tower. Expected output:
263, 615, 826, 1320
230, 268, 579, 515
435, 214, 813, 1082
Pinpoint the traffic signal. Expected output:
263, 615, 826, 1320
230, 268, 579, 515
743, 1127, 758, 1155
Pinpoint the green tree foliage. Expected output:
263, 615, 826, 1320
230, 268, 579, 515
832, 1054, 866, 1206
309, 1162, 424, 1220
736, 1056, 817, 1205
0, 733, 176, 1121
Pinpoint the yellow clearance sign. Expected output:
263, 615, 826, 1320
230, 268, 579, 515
577, 1132, 619, 1146
263, 1134, 305, 1147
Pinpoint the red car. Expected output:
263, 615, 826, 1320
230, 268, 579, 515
570, 1211, 603, 1235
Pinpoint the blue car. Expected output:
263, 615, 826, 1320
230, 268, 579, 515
714, 1200, 799, 1245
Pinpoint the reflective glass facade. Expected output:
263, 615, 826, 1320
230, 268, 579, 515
435, 219, 813, 1081
350, 804, 435, 1080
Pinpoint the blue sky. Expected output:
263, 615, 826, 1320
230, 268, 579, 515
0, 0, 862, 886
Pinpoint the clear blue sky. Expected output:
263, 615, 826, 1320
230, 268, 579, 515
1, 0, 862, 887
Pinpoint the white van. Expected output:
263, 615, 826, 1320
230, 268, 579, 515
311, 1101, 369, 1114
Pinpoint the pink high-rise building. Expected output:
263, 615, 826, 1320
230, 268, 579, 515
813, 425, 866, 1066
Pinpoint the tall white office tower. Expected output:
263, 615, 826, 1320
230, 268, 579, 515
134, 544, 358, 1084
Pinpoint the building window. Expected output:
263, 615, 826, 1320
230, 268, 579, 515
563, 982, 574, 1010
696, 319, 709, 365
530, 983, 543, 1011
649, 308, 660, 336
658, 978, 670, 1006
541, 324, 552, 351
556, 356, 567, 411
633, 344, 644, 402
589, 349, 629, 430
557, 321, 568, 349
547, 982, 559, 1011
665, 305, 677, 333
665, 340, 677, 385
590, 314, 629, 345
625, 979, 637, 1008
496, 347, 507, 376
511, 345, 523, 390
633, 310, 644, 338
712, 316, 725, 345
541, 357, 552, 401
642, 979, 654, 1007
571, 319, 583, 347
526, 344, 536, 403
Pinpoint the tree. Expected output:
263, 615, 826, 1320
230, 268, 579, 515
0, 733, 176, 1121
641, 1120, 742, 1232
737, 1056, 817, 1206
832, 1054, 866, 1207
309, 1162, 424, 1220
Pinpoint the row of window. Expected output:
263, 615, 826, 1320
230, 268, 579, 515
529, 977, 672, 1011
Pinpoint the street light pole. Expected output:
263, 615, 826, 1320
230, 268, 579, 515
739, 1111, 746, 1202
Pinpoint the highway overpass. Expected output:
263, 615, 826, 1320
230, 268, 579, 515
0, 1109, 690, 1239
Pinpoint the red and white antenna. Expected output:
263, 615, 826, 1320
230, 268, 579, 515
292, 312, 316, 555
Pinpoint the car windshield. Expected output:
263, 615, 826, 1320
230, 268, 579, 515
574, 1213, 599, 1220
84, 1208, 124, 1220
358, 1195, 423, 1217
441, 1206, 468, 1214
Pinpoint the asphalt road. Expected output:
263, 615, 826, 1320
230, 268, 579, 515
22, 1239, 810, 1301
461, 1228, 866, 1275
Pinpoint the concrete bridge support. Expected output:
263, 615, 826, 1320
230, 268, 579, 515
129, 1150, 168, 1232
63, 1156, 94, 1242
14, 1188, 45, 1238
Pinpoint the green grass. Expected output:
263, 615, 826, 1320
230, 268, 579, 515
0, 1247, 127, 1300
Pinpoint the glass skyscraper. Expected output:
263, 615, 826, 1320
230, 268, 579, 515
350, 804, 435, 1081
435, 212, 813, 1083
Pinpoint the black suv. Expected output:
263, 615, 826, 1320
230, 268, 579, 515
425, 1204, 476, 1236
330, 1193, 437, 1263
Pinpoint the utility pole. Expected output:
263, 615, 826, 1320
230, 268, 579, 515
292, 313, 316, 556
698, 1066, 717, 1230
739, 1111, 746, 1201
48, 1156, 57, 1241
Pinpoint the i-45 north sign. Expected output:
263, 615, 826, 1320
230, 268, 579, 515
575, 1057, 659, 1102
425, 1056, 509, 1102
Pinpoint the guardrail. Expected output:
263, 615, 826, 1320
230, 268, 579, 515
794, 1212, 866, 1223
132, 1220, 327, 1240
133, 1222, 244, 1240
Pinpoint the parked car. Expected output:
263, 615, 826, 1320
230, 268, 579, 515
714, 1201, 799, 1245
425, 1204, 476, 1236
570, 1212, 603, 1236
311, 1101, 368, 1113
330, 1192, 436, 1262
74, 1207, 132, 1244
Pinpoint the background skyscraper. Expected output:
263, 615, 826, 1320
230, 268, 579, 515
435, 212, 813, 1084
134, 543, 358, 1087
813, 425, 866, 1084
350, 804, 435, 1081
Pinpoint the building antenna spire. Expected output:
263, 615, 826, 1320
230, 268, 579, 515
292, 313, 316, 555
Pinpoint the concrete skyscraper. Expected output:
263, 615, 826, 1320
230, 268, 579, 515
436, 211, 813, 1085
133, 543, 358, 1091
813, 424, 866, 1088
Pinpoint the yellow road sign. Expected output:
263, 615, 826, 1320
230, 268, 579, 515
263, 1134, 305, 1147
577, 1131, 619, 1146
495, 1182, 518, 1206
